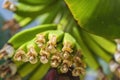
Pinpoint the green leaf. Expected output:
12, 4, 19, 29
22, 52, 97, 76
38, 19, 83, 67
65, 0, 120, 39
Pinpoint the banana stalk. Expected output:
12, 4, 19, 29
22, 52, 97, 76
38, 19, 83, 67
72, 27, 100, 70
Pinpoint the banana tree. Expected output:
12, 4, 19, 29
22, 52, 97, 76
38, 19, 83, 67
0, 0, 120, 80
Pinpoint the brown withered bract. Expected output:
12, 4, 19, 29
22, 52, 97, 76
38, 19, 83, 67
2, 19, 20, 35
43, 68, 80, 80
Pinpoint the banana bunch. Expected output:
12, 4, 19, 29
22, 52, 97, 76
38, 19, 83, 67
0, 24, 86, 79
2, 0, 120, 79
0, 24, 56, 79
3, 0, 65, 28
13, 30, 86, 76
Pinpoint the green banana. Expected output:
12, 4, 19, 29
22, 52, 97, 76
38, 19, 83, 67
14, 14, 34, 27
14, 6, 47, 18
14, 61, 24, 69
46, 30, 64, 53
72, 27, 100, 70
18, 62, 40, 77
13, 3, 44, 27
63, 33, 76, 48
35, 31, 50, 48
38, 30, 64, 64
90, 34, 116, 54
26, 39, 40, 64
48, 30, 64, 43
13, 2, 61, 27
14, 14, 25, 23
14, 2, 59, 18
13, 42, 28, 62
29, 63, 50, 80
61, 33, 76, 59
16, 3, 45, 12
8, 24, 57, 49
18, 0, 55, 6
81, 30, 112, 63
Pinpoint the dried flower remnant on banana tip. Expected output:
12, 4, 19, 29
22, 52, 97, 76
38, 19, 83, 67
5, 73, 22, 80
14, 49, 27, 62
39, 49, 50, 64
109, 60, 120, 78
0, 60, 17, 78
2, 0, 17, 11
26, 46, 38, 64
2, 19, 20, 34
114, 39, 120, 63
97, 67, 108, 80
50, 53, 61, 68
35, 34, 46, 48
72, 51, 86, 76
62, 42, 73, 59
46, 35, 57, 53
0, 44, 14, 60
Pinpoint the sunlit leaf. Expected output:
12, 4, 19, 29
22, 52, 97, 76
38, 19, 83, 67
65, 0, 120, 39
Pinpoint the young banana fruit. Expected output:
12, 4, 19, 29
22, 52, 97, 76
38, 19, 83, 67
10, 29, 86, 77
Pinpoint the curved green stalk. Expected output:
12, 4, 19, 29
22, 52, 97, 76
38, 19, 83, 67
90, 34, 116, 54
72, 27, 100, 70
81, 30, 113, 63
